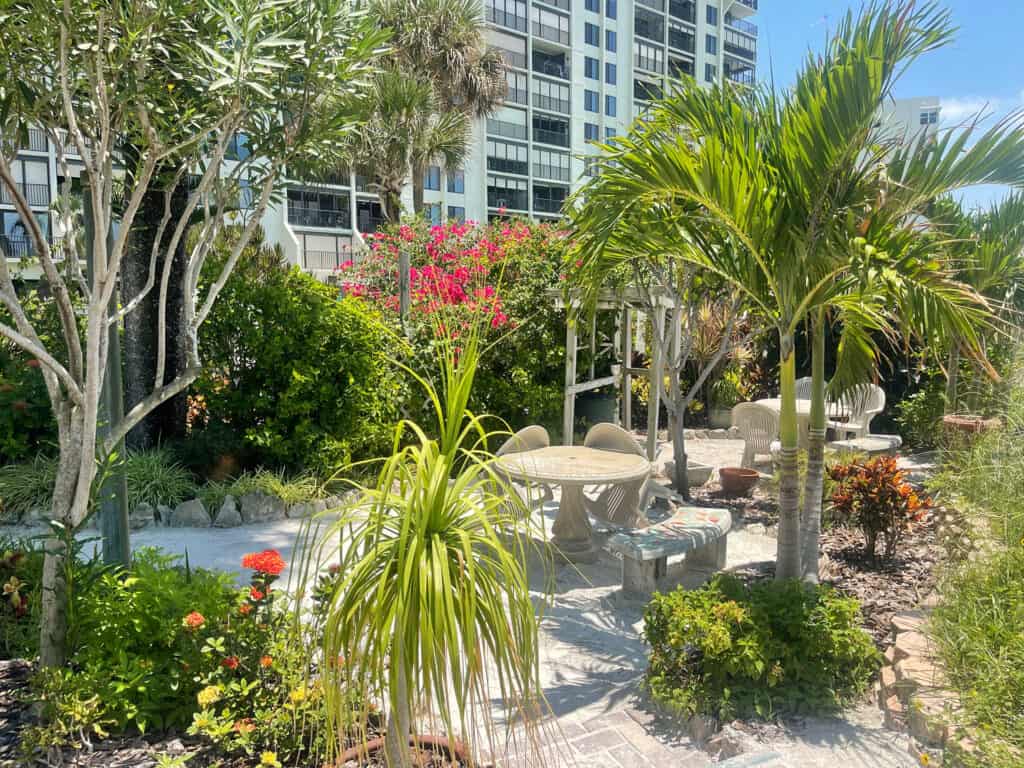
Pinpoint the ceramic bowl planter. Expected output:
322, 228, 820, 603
719, 467, 759, 497
941, 414, 1001, 434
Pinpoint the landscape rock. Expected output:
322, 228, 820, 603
895, 656, 949, 694
169, 498, 209, 528
213, 495, 242, 528
685, 714, 718, 743
157, 504, 174, 525
705, 724, 755, 760
894, 630, 934, 662
883, 694, 905, 730
708, 428, 729, 439
907, 691, 955, 747
129, 502, 156, 530
239, 491, 286, 524
727, 426, 741, 438
287, 501, 315, 519
891, 609, 927, 636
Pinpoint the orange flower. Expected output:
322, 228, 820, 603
234, 718, 256, 734
239, 603, 252, 616
241, 550, 286, 576
183, 611, 205, 630
250, 587, 265, 601
222, 656, 240, 670
260, 655, 273, 668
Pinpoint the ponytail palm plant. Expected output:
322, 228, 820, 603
569, 0, 1024, 581
312, 305, 547, 768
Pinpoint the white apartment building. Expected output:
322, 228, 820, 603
877, 96, 941, 144
3, 2, 761, 275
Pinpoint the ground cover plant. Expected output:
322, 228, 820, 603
643, 574, 880, 720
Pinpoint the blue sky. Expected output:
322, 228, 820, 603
755, 0, 1024, 210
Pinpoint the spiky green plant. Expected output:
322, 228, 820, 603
309, 301, 548, 767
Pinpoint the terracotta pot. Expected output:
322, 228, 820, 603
719, 467, 759, 497
337, 734, 473, 767
942, 414, 1001, 435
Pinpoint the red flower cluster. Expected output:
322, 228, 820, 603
222, 655, 240, 670
241, 550, 286, 576
183, 611, 206, 630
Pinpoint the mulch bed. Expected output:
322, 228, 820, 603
1, 659, 31, 762
690, 484, 944, 651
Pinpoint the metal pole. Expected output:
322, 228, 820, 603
83, 181, 130, 565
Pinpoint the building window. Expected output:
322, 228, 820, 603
533, 78, 571, 113
585, 89, 599, 112
605, 94, 617, 117
585, 22, 600, 46
605, 127, 617, 139
584, 156, 600, 177
706, 4, 718, 24
506, 71, 528, 104
531, 6, 570, 46
706, 34, 717, 54
447, 169, 465, 194
605, 62, 617, 84
584, 122, 599, 141
534, 148, 571, 181
920, 109, 939, 125
427, 202, 442, 225
485, 0, 528, 32
606, 29, 617, 51
606, 0, 616, 19
635, 40, 665, 72
424, 165, 441, 191
705, 62, 716, 82
585, 56, 599, 79
448, 205, 466, 222
585, 0, 599, 11
487, 174, 529, 210
226, 132, 251, 161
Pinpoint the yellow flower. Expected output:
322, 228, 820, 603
919, 754, 930, 766
260, 751, 282, 768
196, 685, 222, 708
288, 687, 307, 705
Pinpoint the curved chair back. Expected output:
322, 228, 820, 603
731, 403, 780, 468
583, 423, 644, 457
496, 425, 550, 457
836, 384, 885, 436
794, 376, 814, 400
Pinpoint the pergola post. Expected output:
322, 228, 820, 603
563, 311, 577, 445
621, 307, 632, 430
646, 305, 665, 461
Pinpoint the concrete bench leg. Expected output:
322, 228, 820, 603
686, 536, 728, 571
622, 556, 666, 596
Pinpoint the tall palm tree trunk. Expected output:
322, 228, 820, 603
800, 309, 827, 583
776, 332, 802, 580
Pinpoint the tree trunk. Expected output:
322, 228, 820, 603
775, 333, 801, 581
800, 311, 826, 583
670, 401, 689, 501
412, 166, 425, 216
380, 184, 403, 224
123, 173, 190, 450
384, 640, 413, 768
944, 343, 959, 415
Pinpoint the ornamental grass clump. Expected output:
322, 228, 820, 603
308, 271, 549, 768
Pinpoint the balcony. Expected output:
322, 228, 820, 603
669, 27, 695, 52
1, 182, 49, 207
507, 86, 529, 106
634, 51, 664, 74
533, 126, 569, 147
487, 117, 528, 141
535, 0, 569, 10
730, 0, 757, 18
634, 9, 664, 42
533, 161, 570, 182
634, 79, 663, 101
532, 51, 569, 80
669, 57, 694, 78
487, 188, 528, 211
356, 206, 386, 234
20, 128, 47, 153
288, 205, 351, 229
532, 193, 567, 214
303, 250, 349, 271
487, 155, 529, 176
724, 29, 757, 60
724, 56, 755, 85
532, 92, 570, 114
724, 13, 757, 35
486, 5, 527, 32
531, 20, 569, 46
0, 236, 37, 260
637, 0, 664, 10
496, 46, 527, 70
668, 0, 695, 23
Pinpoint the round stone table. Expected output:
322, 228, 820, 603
496, 445, 651, 563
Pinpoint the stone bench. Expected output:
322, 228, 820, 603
604, 506, 732, 596
829, 434, 902, 456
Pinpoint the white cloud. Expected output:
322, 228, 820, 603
939, 96, 1004, 125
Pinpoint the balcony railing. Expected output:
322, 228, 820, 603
531, 93, 570, 114
532, 127, 569, 147
634, 54, 664, 73
303, 250, 349, 271
496, 46, 527, 70
487, 157, 529, 176
669, 59, 695, 78
530, 21, 569, 46
637, 0, 664, 10
533, 60, 570, 79
288, 206, 352, 229
532, 197, 565, 213
725, 14, 757, 35
724, 29, 757, 59
507, 87, 529, 106
634, 17, 664, 42
725, 63, 756, 86
0, 236, 37, 260
356, 212, 386, 233
669, 28, 695, 52
535, 0, 569, 11
20, 128, 47, 152
487, 192, 529, 211
486, 7, 527, 32
533, 163, 570, 182
735, 0, 757, 10
1, 182, 49, 207
668, 0, 695, 23
487, 118, 528, 140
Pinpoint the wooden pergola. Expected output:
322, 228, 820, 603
551, 288, 675, 461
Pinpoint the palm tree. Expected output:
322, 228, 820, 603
351, 0, 505, 222
569, 0, 1024, 581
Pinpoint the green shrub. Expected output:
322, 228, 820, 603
194, 230, 402, 474
1, 539, 45, 659
895, 376, 946, 450
931, 544, 1024, 767
0, 454, 57, 521
199, 469, 324, 511
123, 448, 198, 509
643, 575, 880, 720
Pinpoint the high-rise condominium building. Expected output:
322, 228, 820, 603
2, 1, 761, 275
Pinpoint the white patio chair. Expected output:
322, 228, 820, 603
731, 403, 780, 468
794, 376, 813, 399
495, 425, 553, 509
828, 384, 885, 439
582, 423, 652, 527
